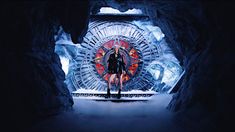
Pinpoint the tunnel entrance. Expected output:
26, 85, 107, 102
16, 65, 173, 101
55, 7, 184, 99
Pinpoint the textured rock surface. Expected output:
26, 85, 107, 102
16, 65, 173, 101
2, 1, 89, 131
150, 1, 234, 131
163, 2, 234, 131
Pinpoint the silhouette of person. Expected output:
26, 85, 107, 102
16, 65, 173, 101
106, 45, 126, 98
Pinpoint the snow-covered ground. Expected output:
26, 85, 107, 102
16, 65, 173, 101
27, 94, 190, 132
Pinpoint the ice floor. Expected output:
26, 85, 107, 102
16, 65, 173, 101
27, 94, 191, 132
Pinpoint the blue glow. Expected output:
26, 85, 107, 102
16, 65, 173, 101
99, 7, 142, 15
147, 60, 183, 85
59, 56, 69, 75
146, 25, 165, 41
54, 19, 183, 93
146, 54, 184, 92
132, 21, 165, 41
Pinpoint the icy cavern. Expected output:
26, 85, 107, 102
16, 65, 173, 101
2, 1, 234, 132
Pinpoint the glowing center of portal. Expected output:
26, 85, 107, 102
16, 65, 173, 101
95, 39, 139, 83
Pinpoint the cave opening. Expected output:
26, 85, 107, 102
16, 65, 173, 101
3, 1, 233, 131
55, 6, 184, 99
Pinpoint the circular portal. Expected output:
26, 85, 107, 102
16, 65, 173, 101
95, 39, 139, 83
68, 21, 160, 91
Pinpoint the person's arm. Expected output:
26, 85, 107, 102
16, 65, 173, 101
107, 54, 112, 63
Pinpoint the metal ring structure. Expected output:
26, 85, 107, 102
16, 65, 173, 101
71, 21, 160, 91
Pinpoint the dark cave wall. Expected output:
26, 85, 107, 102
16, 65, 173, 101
159, 2, 234, 130
2, 1, 89, 130
149, 1, 234, 131
144, 1, 234, 131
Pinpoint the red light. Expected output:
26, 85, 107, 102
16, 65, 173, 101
95, 39, 139, 83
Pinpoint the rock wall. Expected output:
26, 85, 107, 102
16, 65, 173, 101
165, 2, 234, 131
144, 1, 234, 131
2, 1, 89, 130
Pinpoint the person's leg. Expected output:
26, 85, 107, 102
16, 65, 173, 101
115, 75, 119, 87
117, 73, 123, 99
108, 74, 116, 89
119, 74, 123, 90
107, 74, 116, 98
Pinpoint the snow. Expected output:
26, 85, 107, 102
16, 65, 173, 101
59, 56, 69, 75
73, 96, 152, 100
72, 89, 157, 94
99, 7, 142, 15
27, 94, 189, 132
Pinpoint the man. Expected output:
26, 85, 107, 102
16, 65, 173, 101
107, 45, 126, 99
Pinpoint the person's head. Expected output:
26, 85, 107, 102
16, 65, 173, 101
113, 45, 120, 54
